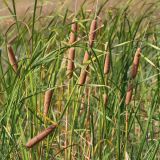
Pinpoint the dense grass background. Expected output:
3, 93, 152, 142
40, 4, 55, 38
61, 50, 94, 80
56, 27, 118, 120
0, 0, 160, 159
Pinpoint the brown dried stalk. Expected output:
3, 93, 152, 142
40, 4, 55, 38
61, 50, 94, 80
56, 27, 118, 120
44, 89, 53, 116
104, 51, 110, 75
7, 44, 18, 73
26, 125, 57, 148
131, 48, 141, 79
125, 83, 133, 105
67, 21, 77, 79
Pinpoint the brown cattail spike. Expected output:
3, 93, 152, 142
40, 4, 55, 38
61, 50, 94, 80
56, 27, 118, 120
7, 44, 18, 73
26, 125, 57, 148
131, 48, 141, 79
79, 19, 97, 85
104, 52, 110, 74
67, 48, 75, 79
103, 94, 108, 107
44, 89, 53, 116
89, 19, 97, 48
69, 21, 77, 44
125, 84, 133, 105
79, 65, 89, 86
79, 52, 90, 85
67, 21, 77, 79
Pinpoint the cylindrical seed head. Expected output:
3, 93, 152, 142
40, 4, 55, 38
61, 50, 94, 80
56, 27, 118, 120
104, 52, 110, 74
89, 19, 97, 48
103, 94, 108, 107
79, 51, 90, 85
69, 21, 77, 44
26, 125, 56, 148
131, 48, 141, 79
7, 44, 18, 73
67, 48, 75, 79
79, 65, 89, 86
44, 89, 53, 116
125, 84, 133, 105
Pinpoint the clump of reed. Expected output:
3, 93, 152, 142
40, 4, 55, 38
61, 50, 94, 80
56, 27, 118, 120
7, 44, 18, 73
26, 125, 57, 148
79, 19, 97, 85
67, 20, 77, 79
43, 89, 53, 116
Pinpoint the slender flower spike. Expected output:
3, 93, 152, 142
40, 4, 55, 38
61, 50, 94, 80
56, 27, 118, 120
26, 125, 57, 148
125, 83, 133, 105
104, 51, 110, 75
89, 19, 97, 48
69, 21, 77, 44
67, 21, 77, 78
44, 89, 53, 116
131, 48, 141, 79
79, 51, 90, 85
79, 19, 97, 85
7, 44, 18, 73
103, 93, 108, 106
67, 48, 75, 78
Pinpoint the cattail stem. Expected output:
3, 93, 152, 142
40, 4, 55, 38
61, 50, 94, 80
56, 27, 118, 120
7, 44, 18, 73
125, 83, 133, 105
104, 51, 110, 75
131, 48, 141, 79
44, 89, 53, 116
26, 125, 56, 148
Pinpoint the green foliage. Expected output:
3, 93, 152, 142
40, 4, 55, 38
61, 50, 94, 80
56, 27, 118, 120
0, 0, 160, 159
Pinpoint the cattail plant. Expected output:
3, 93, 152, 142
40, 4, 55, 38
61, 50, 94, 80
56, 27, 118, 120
7, 44, 18, 73
44, 89, 53, 116
104, 51, 110, 75
131, 48, 141, 79
79, 19, 97, 85
67, 20, 77, 79
125, 83, 133, 105
26, 125, 57, 148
